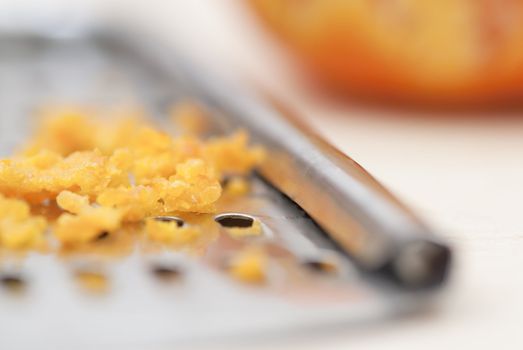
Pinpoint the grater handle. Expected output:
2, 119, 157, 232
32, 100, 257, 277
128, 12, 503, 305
203, 86, 451, 289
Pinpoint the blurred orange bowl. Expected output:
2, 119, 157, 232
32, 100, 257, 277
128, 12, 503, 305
249, 0, 523, 106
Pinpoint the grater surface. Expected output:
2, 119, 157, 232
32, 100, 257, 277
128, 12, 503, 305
0, 31, 431, 349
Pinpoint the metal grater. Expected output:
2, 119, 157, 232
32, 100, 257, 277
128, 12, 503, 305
0, 25, 451, 349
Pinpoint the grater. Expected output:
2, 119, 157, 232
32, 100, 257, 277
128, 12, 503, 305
0, 24, 451, 349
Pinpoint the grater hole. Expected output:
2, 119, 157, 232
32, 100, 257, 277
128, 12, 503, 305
302, 259, 338, 274
214, 213, 254, 228
153, 216, 185, 227
151, 264, 183, 281
220, 176, 231, 187
94, 231, 110, 241
0, 274, 26, 293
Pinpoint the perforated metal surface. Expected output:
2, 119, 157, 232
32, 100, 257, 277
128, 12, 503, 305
0, 32, 428, 349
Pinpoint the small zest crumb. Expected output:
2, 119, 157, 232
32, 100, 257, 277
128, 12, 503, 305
225, 220, 263, 238
75, 270, 108, 293
0, 194, 47, 250
170, 101, 209, 136
228, 247, 267, 284
145, 217, 201, 247
54, 206, 123, 245
205, 131, 266, 175
224, 176, 251, 196
56, 190, 90, 214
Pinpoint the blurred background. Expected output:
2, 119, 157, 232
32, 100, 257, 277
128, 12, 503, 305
1, 0, 523, 349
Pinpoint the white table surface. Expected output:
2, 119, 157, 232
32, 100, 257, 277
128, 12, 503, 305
4, 1, 523, 349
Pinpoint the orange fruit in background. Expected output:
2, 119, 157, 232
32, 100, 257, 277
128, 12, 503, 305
249, 0, 523, 106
